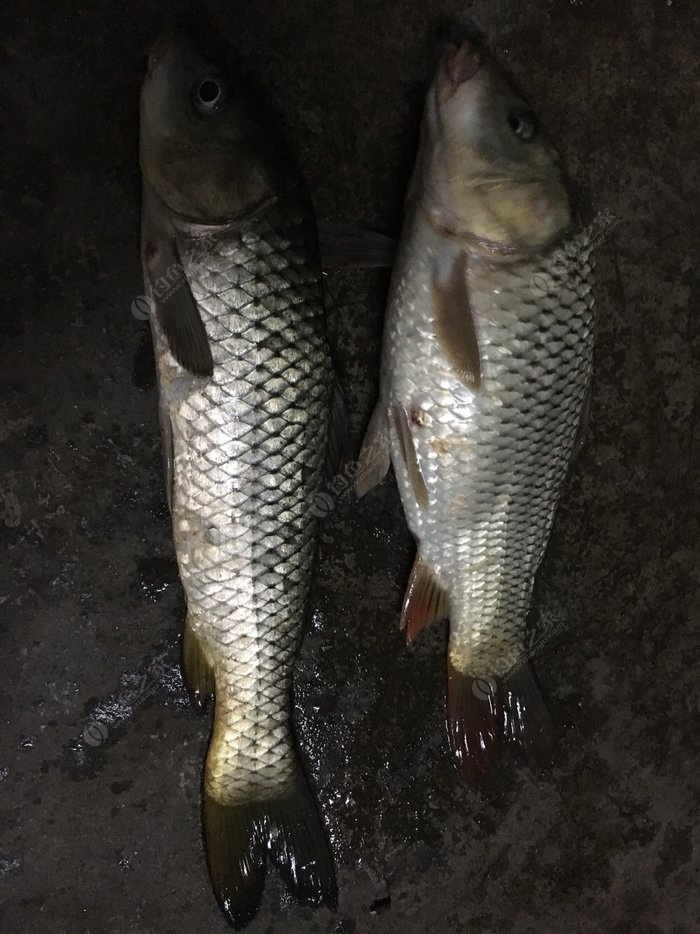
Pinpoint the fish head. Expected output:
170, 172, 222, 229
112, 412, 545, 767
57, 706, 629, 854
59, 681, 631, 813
140, 31, 286, 223
422, 39, 572, 254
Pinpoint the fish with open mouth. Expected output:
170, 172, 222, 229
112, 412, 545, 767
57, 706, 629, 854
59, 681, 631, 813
139, 30, 337, 928
357, 36, 594, 781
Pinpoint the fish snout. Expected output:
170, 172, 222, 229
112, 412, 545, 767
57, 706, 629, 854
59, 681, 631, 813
442, 40, 483, 89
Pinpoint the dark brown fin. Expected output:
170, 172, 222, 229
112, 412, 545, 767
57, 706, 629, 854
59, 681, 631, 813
143, 216, 213, 376
502, 663, 554, 766
355, 402, 391, 498
204, 778, 337, 929
317, 220, 396, 268
432, 251, 481, 390
323, 382, 348, 484
204, 795, 267, 930
401, 555, 448, 643
446, 660, 554, 782
159, 405, 174, 513
182, 617, 214, 713
266, 777, 337, 910
446, 661, 501, 784
570, 384, 592, 466
392, 404, 429, 509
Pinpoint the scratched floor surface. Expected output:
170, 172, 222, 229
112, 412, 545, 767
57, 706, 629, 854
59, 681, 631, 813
1, 1, 699, 931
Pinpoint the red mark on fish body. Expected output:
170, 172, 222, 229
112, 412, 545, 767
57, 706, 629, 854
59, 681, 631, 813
409, 406, 426, 427
145, 241, 159, 268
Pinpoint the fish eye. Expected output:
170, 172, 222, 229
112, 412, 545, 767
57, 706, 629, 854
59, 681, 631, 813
195, 76, 225, 112
508, 110, 537, 141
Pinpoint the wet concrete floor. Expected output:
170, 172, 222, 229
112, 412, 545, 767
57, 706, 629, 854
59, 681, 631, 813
1, 0, 699, 931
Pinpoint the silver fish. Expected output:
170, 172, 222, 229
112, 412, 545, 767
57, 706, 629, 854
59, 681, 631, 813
357, 38, 594, 780
139, 31, 337, 927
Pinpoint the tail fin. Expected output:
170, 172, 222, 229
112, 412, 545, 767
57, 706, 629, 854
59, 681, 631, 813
204, 776, 337, 929
446, 662, 501, 783
502, 663, 554, 765
446, 660, 553, 783
204, 796, 268, 929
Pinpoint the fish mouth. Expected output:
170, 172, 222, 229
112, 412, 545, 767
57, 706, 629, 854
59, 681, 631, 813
442, 40, 483, 87
146, 29, 198, 78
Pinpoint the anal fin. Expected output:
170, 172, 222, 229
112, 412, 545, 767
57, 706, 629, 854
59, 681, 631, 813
182, 615, 214, 713
354, 401, 391, 497
401, 555, 448, 643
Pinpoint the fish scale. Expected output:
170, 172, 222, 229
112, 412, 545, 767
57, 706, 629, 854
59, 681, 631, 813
151, 198, 332, 806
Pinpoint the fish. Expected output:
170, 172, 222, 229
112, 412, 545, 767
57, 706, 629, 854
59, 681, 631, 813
356, 36, 594, 782
138, 31, 338, 927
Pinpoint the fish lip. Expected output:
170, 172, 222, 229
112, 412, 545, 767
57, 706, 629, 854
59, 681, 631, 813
146, 29, 196, 78
442, 39, 483, 87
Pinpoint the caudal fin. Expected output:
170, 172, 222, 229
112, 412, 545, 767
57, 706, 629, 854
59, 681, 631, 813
446, 660, 553, 783
204, 796, 268, 929
204, 776, 337, 929
502, 663, 554, 765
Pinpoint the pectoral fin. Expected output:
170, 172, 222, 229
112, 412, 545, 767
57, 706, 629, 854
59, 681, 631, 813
317, 220, 396, 268
355, 401, 391, 497
142, 201, 213, 377
159, 405, 174, 513
432, 251, 481, 390
323, 382, 348, 484
392, 403, 429, 510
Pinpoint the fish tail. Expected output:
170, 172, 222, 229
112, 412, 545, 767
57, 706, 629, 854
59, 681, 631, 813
203, 794, 268, 929
266, 776, 337, 908
446, 659, 553, 783
502, 662, 554, 764
204, 775, 337, 929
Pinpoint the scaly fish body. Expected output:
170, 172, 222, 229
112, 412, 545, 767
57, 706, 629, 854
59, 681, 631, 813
153, 197, 331, 798
139, 33, 336, 927
386, 210, 593, 673
358, 38, 594, 778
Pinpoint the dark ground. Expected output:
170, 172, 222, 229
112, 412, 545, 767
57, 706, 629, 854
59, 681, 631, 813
1, 0, 699, 931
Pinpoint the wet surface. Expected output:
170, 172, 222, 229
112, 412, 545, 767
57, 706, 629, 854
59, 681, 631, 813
2, 1, 699, 931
